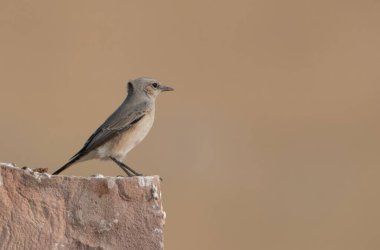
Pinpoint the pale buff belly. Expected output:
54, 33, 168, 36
94, 111, 155, 161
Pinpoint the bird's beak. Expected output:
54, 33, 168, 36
159, 85, 174, 92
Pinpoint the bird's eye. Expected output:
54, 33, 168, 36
152, 83, 159, 88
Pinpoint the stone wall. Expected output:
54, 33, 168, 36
0, 163, 165, 250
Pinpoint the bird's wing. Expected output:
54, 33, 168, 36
71, 102, 149, 160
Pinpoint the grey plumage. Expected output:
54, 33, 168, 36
52, 77, 173, 176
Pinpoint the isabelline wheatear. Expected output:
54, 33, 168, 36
52, 77, 174, 176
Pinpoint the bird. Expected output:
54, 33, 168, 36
52, 77, 174, 176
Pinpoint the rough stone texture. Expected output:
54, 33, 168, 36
0, 163, 165, 250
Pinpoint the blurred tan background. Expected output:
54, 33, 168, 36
1, 0, 380, 249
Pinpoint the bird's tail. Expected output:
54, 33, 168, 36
52, 154, 81, 175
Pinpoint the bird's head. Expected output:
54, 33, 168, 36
127, 77, 174, 99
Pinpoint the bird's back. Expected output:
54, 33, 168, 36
71, 96, 153, 161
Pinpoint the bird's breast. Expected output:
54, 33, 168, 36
111, 110, 155, 160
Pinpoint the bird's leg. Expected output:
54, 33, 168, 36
110, 157, 142, 176
110, 157, 134, 177
121, 163, 143, 176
